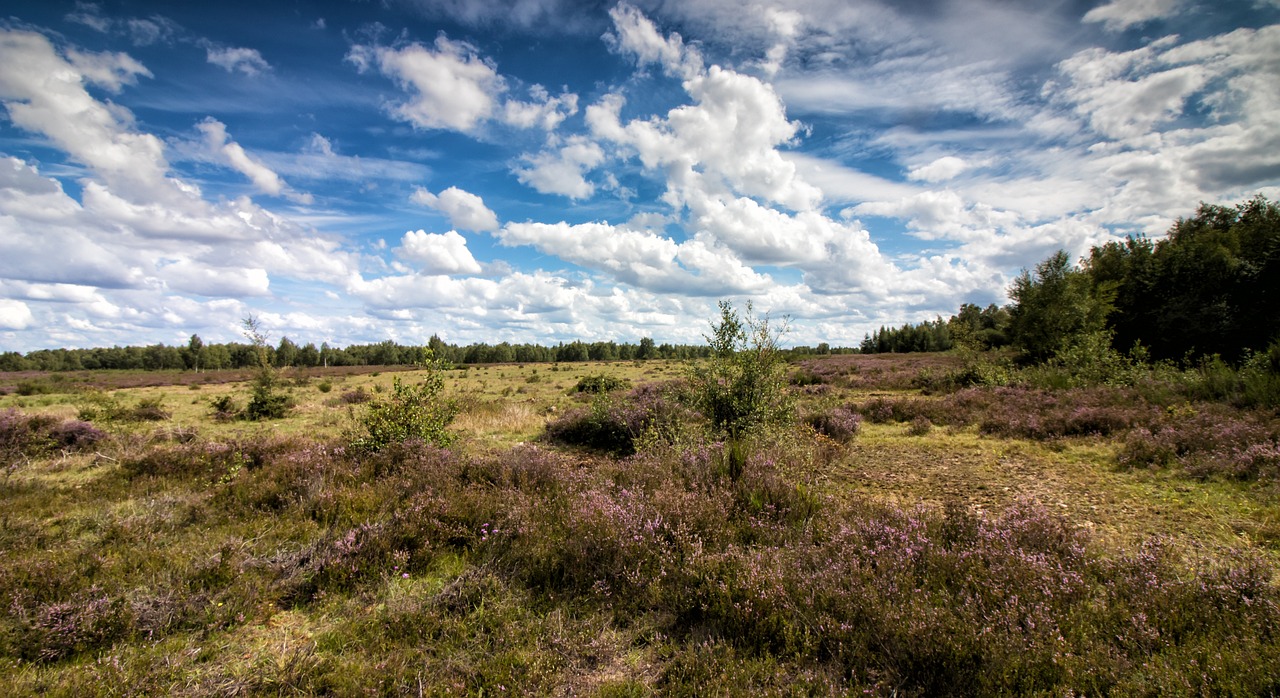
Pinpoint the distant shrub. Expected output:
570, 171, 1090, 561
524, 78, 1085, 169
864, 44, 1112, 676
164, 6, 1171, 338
908, 415, 933, 436
337, 386, 373, 404
803, 406, 861, 442
575, 374, 630, 394
14, 380, 56, 397
317, 380, 333, 393
209, 395, 240, 422
789, 368, 825, 387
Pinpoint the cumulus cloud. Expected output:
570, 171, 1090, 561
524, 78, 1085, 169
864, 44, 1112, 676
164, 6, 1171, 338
399, 230, 483, 275
502, 85, 579, 130
0, 299, 35, 330
606, 2, 703, 79
349, 36, 505, 133
513, 137, 605, 199
157, 260, 271, 297
499, 220, 772, 295
410, 186, 499, 232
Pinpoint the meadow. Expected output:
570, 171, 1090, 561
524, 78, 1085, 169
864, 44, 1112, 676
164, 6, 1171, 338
1, 352, 1278, 696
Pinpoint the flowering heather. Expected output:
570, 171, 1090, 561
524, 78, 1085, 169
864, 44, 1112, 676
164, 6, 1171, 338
0, 408, 104, 461
803, 406, 862, 442
544, 383, 694, 456
1119, 407, 1280, 480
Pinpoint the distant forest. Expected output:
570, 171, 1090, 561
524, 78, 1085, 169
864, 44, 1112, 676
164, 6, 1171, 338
0, 333, 856, 373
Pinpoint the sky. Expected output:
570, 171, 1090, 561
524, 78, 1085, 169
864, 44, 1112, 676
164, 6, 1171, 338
0, 0, 1277, 352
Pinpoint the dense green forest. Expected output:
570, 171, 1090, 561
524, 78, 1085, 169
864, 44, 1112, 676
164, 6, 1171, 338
862, 195, 1280, 364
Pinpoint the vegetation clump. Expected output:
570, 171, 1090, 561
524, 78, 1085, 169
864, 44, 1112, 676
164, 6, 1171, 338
349, 361, 457, 453
574, 373, 630, 394
686, 301, 793, 439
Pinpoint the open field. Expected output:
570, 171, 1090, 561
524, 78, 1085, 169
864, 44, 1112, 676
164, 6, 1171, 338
2, 355, 1279, 695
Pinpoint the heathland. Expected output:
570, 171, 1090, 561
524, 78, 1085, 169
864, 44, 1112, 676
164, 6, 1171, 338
2, 335, 1279, 694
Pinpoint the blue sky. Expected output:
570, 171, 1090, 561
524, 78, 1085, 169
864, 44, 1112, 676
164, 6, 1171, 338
0, 0, 1277, 351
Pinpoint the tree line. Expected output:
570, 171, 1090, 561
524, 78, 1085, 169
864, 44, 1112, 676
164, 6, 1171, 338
0, 334, 860, 373
864, 195, 1279, 364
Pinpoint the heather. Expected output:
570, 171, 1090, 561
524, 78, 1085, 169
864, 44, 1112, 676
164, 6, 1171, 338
3, 350, 1280, 694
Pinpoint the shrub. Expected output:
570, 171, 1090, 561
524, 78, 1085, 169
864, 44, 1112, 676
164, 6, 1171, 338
803, 406, 861, 442
336, 386, 372, 404
209, 395, 240, 421
350, 365, 457, 453
908, 415, 933, 436
1, 409, 104, 461
687, 301, 793, 438
545, 384, 691, 456
242, 315, 292, 421
574, 374, 630, 394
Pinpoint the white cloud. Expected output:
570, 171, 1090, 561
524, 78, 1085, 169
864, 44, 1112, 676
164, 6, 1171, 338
502, 85, 579, 130
197, 118, 312, 203
157, 260, 271, 297
399, 230, 483, 275
0, 299, 35, 330
410, 186, 499, 232
499, 220, 772, 295
606, 2, 704, 79
205, 45, 271, 75
198, 119, 282, 194
0, 29, 171, 200
908, 156, 971, 183
588, 64, 820, 212
513, 137, 606, 199
1083, 0, 1183, 32
350, 36, 506, 133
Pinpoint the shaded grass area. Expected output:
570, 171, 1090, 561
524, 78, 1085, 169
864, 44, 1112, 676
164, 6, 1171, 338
2, 355, 1280, 694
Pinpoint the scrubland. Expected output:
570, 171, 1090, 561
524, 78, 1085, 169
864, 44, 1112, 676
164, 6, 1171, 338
1, 353, 1278, 696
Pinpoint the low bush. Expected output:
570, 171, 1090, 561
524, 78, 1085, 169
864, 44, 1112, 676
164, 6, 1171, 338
1, 408, 105, 461
802, 406, 861, 442
78, 393, 171, 422
350, 370, 457, 453
544, 384, 692, 456
574, 374, 630, 394
1118, 407, 1280, 480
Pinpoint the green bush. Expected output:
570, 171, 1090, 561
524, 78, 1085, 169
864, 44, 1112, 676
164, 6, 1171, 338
687, 301, 793, 438
350, 364, 457, 453
574, 374, 630, 394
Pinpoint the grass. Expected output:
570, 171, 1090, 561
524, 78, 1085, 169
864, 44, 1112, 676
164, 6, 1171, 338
2, 354, 1279, 694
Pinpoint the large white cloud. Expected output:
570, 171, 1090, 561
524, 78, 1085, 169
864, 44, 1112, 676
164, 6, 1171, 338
498, 220, 772, 295
399, 230, 483, 275
410, 186, 499, 232
349, 36, 506, 133
0, 299, 35, 330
